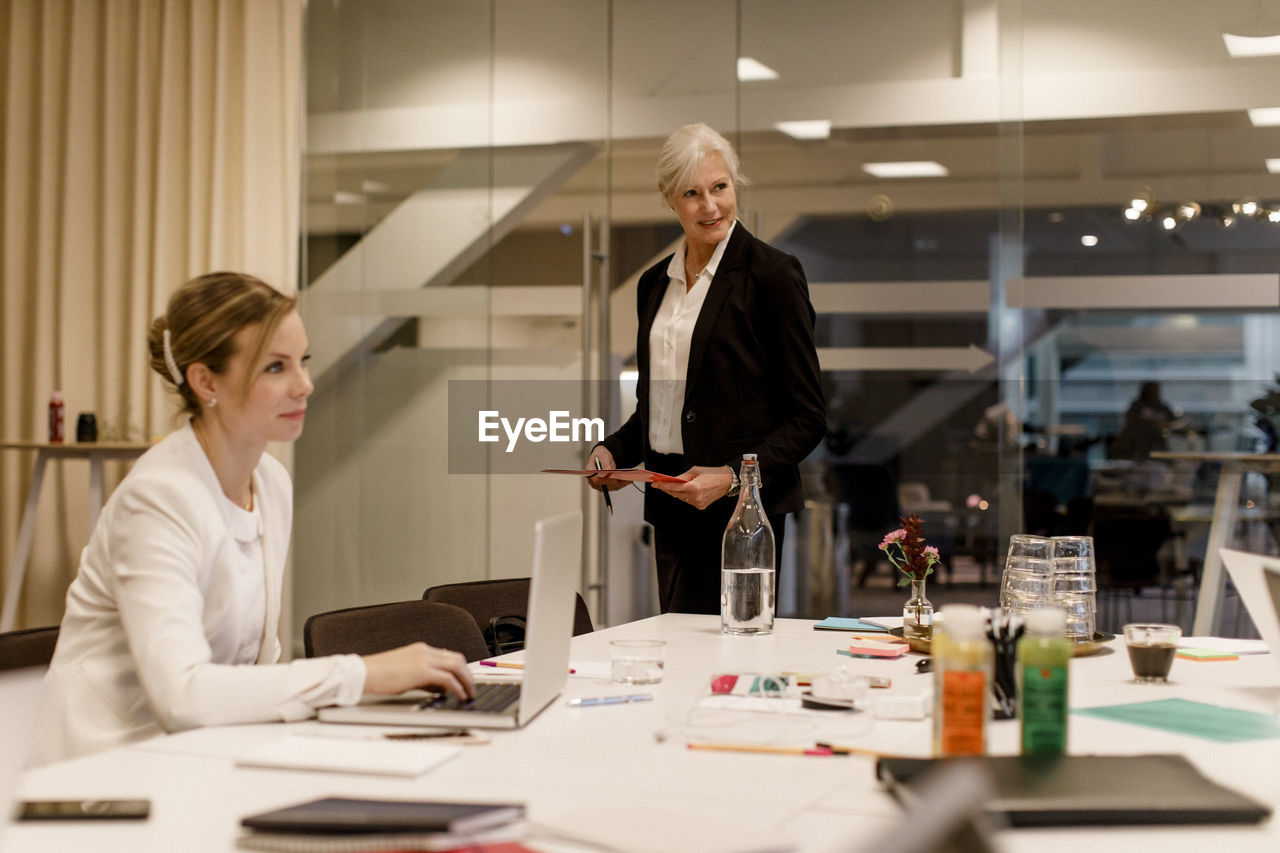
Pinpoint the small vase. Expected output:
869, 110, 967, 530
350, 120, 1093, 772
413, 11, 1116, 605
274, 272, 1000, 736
902, 577, 933, 642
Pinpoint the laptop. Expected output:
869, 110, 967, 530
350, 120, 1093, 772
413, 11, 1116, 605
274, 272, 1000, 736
1220, 547, 1280, 654
319, 510, 582, 730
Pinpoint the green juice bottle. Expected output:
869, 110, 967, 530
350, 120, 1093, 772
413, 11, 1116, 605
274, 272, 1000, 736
1018, 607, 1071, 754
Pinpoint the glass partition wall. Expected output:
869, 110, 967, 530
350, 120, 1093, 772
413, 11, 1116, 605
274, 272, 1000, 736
297, 0, 1280, 647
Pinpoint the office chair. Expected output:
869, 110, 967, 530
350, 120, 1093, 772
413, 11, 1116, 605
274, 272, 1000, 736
303, 600, 490, 662
0, 625, 59, 672
424, 510, 591, 655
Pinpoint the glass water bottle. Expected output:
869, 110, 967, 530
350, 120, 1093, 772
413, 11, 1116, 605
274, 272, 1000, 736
721, 454, 775, 635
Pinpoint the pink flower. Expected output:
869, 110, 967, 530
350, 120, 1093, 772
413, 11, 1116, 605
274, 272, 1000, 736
923, 546, 939, 558
879, 529, 906, 550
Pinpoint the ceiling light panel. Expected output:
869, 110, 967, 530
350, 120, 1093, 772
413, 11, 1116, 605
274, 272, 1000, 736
1248, 107, 1280, 126
1223, 33, 1280, 58
737, 57, 778, 81
862, 161, 949, 179
775, 120, 831, 140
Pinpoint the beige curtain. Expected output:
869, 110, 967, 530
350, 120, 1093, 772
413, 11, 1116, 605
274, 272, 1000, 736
1, 0, 302, 629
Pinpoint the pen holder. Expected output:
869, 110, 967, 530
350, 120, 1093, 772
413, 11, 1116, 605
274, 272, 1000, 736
990, 635, 1018, 720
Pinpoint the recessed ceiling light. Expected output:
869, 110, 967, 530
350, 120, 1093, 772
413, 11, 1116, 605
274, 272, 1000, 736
862, 161, 948, 179
775, 120, 830, 140
1267, 158, 1280, 173
1080, 235, 1099, 247
737, 57, 778, 81
333, 191, 366, 205
1223, 33, 1280, 58
1248, 107, 1280, 126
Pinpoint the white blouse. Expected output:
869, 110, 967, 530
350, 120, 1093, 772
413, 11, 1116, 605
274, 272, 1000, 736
648, 221, 736, 454
225, 497, 267, 665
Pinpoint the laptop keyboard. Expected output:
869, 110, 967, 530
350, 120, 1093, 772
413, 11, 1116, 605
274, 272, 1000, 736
418, 681, 521, 713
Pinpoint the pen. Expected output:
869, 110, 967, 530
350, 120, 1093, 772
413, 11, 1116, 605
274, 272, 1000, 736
813, 742, 898, 759
567, 693, 653, 707
480, 660, 576, 674
594, 457, 613, 515
686, 742, 841, 757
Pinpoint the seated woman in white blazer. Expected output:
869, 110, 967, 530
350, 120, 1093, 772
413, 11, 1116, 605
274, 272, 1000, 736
34, 272, 474, 764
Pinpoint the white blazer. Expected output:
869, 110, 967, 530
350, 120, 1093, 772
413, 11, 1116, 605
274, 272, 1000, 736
33, 422, 365, 765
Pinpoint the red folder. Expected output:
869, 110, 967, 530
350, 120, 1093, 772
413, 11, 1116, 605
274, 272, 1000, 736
541, 468, 689, 483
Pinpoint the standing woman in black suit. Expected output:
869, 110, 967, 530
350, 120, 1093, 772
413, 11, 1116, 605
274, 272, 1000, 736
589, 123, 826, 614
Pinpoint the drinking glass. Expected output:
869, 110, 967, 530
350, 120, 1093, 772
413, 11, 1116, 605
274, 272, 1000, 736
1123, 623, 1181, 683
1051, 535, 1097, 641
1000, 535, 1054, 612
610, 639, 665, 684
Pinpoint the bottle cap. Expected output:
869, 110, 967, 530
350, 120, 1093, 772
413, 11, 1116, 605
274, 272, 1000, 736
1024, 607, 1067, 636
939, 604, 984, 638
50, 391, 64, 403
742, 453, 757, 461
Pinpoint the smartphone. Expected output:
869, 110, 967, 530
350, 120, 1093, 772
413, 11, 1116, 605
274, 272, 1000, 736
18, 799, 151, 821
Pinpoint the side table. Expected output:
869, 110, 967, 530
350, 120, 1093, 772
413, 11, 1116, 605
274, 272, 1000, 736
1, 441, 151, 631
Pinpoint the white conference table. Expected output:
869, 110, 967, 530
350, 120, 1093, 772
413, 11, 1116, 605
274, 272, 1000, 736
8, 614, 1280, 852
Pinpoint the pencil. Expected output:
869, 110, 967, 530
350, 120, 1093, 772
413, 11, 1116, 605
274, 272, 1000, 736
686, 742, 840, 757
479, 660, 576, 674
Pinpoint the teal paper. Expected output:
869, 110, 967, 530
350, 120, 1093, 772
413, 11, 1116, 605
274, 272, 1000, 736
814, 617, 889, 632
1074, 698, 1280, 743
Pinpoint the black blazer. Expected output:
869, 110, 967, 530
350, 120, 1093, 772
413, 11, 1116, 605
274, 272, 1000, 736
602, 223, 826, 521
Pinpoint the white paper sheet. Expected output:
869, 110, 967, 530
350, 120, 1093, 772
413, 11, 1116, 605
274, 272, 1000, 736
235, 734, 460, 777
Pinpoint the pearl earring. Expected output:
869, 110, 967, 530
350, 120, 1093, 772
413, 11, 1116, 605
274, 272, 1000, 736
208, 398, 217, 408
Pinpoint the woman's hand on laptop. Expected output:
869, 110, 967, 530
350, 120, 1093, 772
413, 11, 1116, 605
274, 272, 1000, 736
361, 643, 476, 699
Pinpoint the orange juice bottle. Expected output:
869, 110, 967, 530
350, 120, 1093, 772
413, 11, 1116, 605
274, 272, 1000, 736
932, 604, 992, 757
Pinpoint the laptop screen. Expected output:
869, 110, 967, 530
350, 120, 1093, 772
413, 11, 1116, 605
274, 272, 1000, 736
1220, 548, 1280, 655
517, 510, 581, 721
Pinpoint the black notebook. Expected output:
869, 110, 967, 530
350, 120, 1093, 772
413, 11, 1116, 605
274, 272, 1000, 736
876, 754, 1271, 827
240, 797, 524, 835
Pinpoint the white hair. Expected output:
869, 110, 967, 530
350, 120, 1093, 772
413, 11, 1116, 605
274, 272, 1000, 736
656, 123, 749, 202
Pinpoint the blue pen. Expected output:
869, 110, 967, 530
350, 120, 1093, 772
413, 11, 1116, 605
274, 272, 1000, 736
567, 693, 653, 707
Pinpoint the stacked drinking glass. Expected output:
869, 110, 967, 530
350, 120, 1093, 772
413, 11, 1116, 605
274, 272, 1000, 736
999, 533, 1097, 643
1049, 535, 1097, 642
999, 534, 1054, 616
